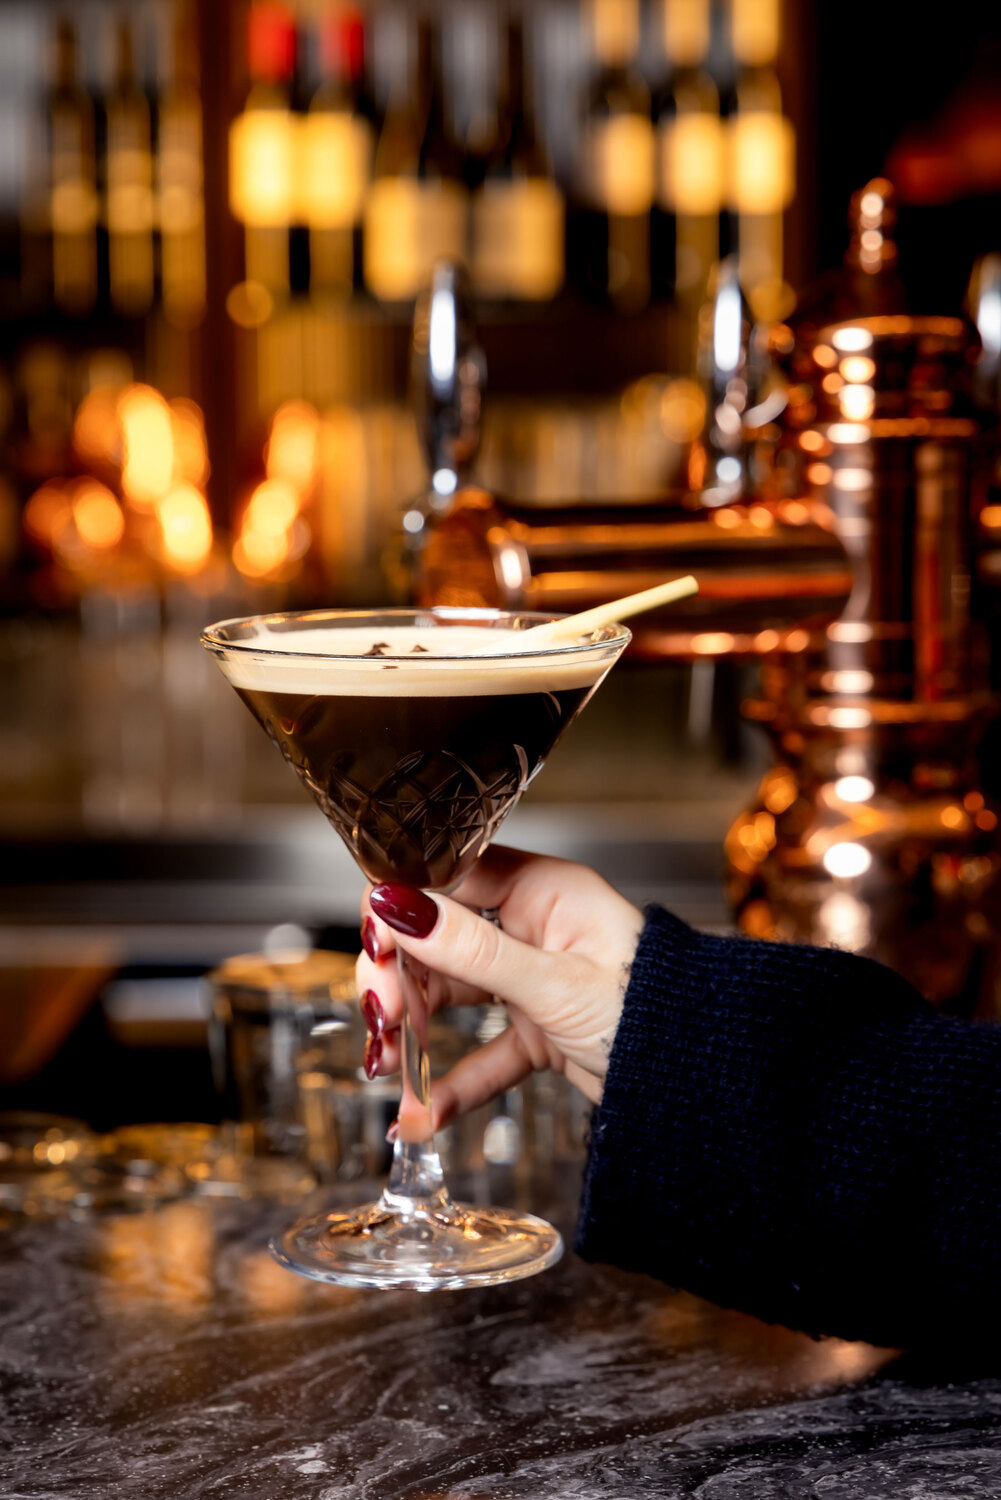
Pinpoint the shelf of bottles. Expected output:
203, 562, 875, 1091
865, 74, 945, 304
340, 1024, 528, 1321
227, 0, 797, 371
221, 0, 798, 593
0, 0, 798, 597
0, 0, 795, 830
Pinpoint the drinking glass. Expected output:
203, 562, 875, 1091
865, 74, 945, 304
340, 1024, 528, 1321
201, 608, 629, 1288
204, 948, 358, 1195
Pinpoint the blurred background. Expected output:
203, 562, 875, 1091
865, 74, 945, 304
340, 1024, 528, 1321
2, 0, 1001, 1142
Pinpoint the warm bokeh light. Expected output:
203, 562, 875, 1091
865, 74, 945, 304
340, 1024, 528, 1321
713, 507, 742, 529
839, 385, 875, 421
119, 384, 175, 508
155, 483, 213, 573
827, 705, 873, 729
71, 481, 125, 550
265, 402, 320, 489
73, 385, 124, 468
233, 476, 311, 579
659, 378, 706, 442
246, 476, 300, 535
663, 0, 711, 67
691, 631, 736, 655
763, 768, 797, 813
823, 841, 872, 879
839, 356, 876, 383
817, 891, 870, 951
828, 621, 873, 643
828, 423, 869, 445
823, 669, 874, 694
297, 112, 370, 228
834, 775, 875, 803
226, 279, 275, 327
832, 468, 871, 492
233, 529, 289, 577
23, 480, 73, 548
663, 113, 725, 216
728, 111, 795, 214
730, 0, 781, 66
229, 108, 296, 227
832, 326, 873, 353
169, 399, 210, 487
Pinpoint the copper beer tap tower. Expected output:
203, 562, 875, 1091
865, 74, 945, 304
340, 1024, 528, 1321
410, 183, 1001, 1011
727, 181, 1000, 1008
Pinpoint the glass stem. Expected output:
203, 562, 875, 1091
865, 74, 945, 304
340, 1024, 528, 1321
381, 945, 451, 1214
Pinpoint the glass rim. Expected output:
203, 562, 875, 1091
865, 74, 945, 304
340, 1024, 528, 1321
200, 606, 632, 663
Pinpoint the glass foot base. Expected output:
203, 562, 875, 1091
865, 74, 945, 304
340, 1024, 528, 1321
269, 1197, 563, 1291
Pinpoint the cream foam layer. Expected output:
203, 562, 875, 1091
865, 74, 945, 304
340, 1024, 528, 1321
214, 624, 613, 697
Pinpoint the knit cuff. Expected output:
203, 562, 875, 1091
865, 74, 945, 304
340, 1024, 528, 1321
575, 904, 706, 1273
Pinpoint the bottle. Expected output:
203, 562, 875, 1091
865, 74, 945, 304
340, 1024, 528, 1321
364, 9, 467, 302
727, 66, 795, 322
229, 1, 297, 296
156, 4, 207, 325
105, 18, 155, 316
471, 11, 564, 302
46, 18, 98, 314
300, 9, 373, 296
652, 0, 723, 337
577, 0, 654, 313
725, 0, 795, 322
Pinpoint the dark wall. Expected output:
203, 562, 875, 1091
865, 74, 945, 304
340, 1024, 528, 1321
814, 7, 1001, 312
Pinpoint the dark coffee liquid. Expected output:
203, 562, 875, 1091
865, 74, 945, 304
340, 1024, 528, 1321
237, 684, 596, 888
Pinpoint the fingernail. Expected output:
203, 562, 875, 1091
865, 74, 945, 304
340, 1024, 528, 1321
361, 989, 383, 1037
360, 915, 380, 962
369, 884, 439, 939
385, 1118, 399, 1143
363, 1033, 383, 1081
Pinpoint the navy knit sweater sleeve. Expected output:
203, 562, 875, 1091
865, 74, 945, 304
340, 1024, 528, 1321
575, 906, 1001, 1349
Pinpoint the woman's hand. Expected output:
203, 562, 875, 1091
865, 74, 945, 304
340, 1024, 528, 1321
355, 846, 644, 1132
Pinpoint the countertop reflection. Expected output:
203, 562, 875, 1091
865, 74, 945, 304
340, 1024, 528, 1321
7, 1185, 1001, 1498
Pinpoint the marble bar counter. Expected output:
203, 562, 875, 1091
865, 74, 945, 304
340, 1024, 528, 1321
5, 1190, 1001, 1499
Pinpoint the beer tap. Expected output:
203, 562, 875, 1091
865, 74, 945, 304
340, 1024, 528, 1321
967, 253, 1001, 414
695, 256, 758, 508
401, 260, 487, 581
726, 180, 1001, 1012
408, 261, 850, 650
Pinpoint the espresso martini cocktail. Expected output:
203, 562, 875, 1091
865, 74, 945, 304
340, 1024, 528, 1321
202, 608, 631, 1290
218, 619, 619, 891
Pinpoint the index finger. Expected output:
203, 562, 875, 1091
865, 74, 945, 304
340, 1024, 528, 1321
450, 845, 564, 913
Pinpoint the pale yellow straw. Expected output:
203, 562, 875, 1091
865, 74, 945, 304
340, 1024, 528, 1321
514, 574, 699, 648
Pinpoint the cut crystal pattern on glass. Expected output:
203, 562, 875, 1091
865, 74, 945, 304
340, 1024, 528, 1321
308, 746, 531, 888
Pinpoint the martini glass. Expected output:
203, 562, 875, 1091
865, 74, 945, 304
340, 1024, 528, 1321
201, 607, 630, 1289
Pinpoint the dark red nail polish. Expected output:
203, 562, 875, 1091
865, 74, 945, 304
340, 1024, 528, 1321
364, 1033, 383, 1080
369, 884, 439, 939
385, 1118, 399, 1143
360, 915, 380, 962
361, 989, 383, 1037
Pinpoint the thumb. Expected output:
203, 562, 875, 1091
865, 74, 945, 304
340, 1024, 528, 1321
368, 882, 569, 1021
